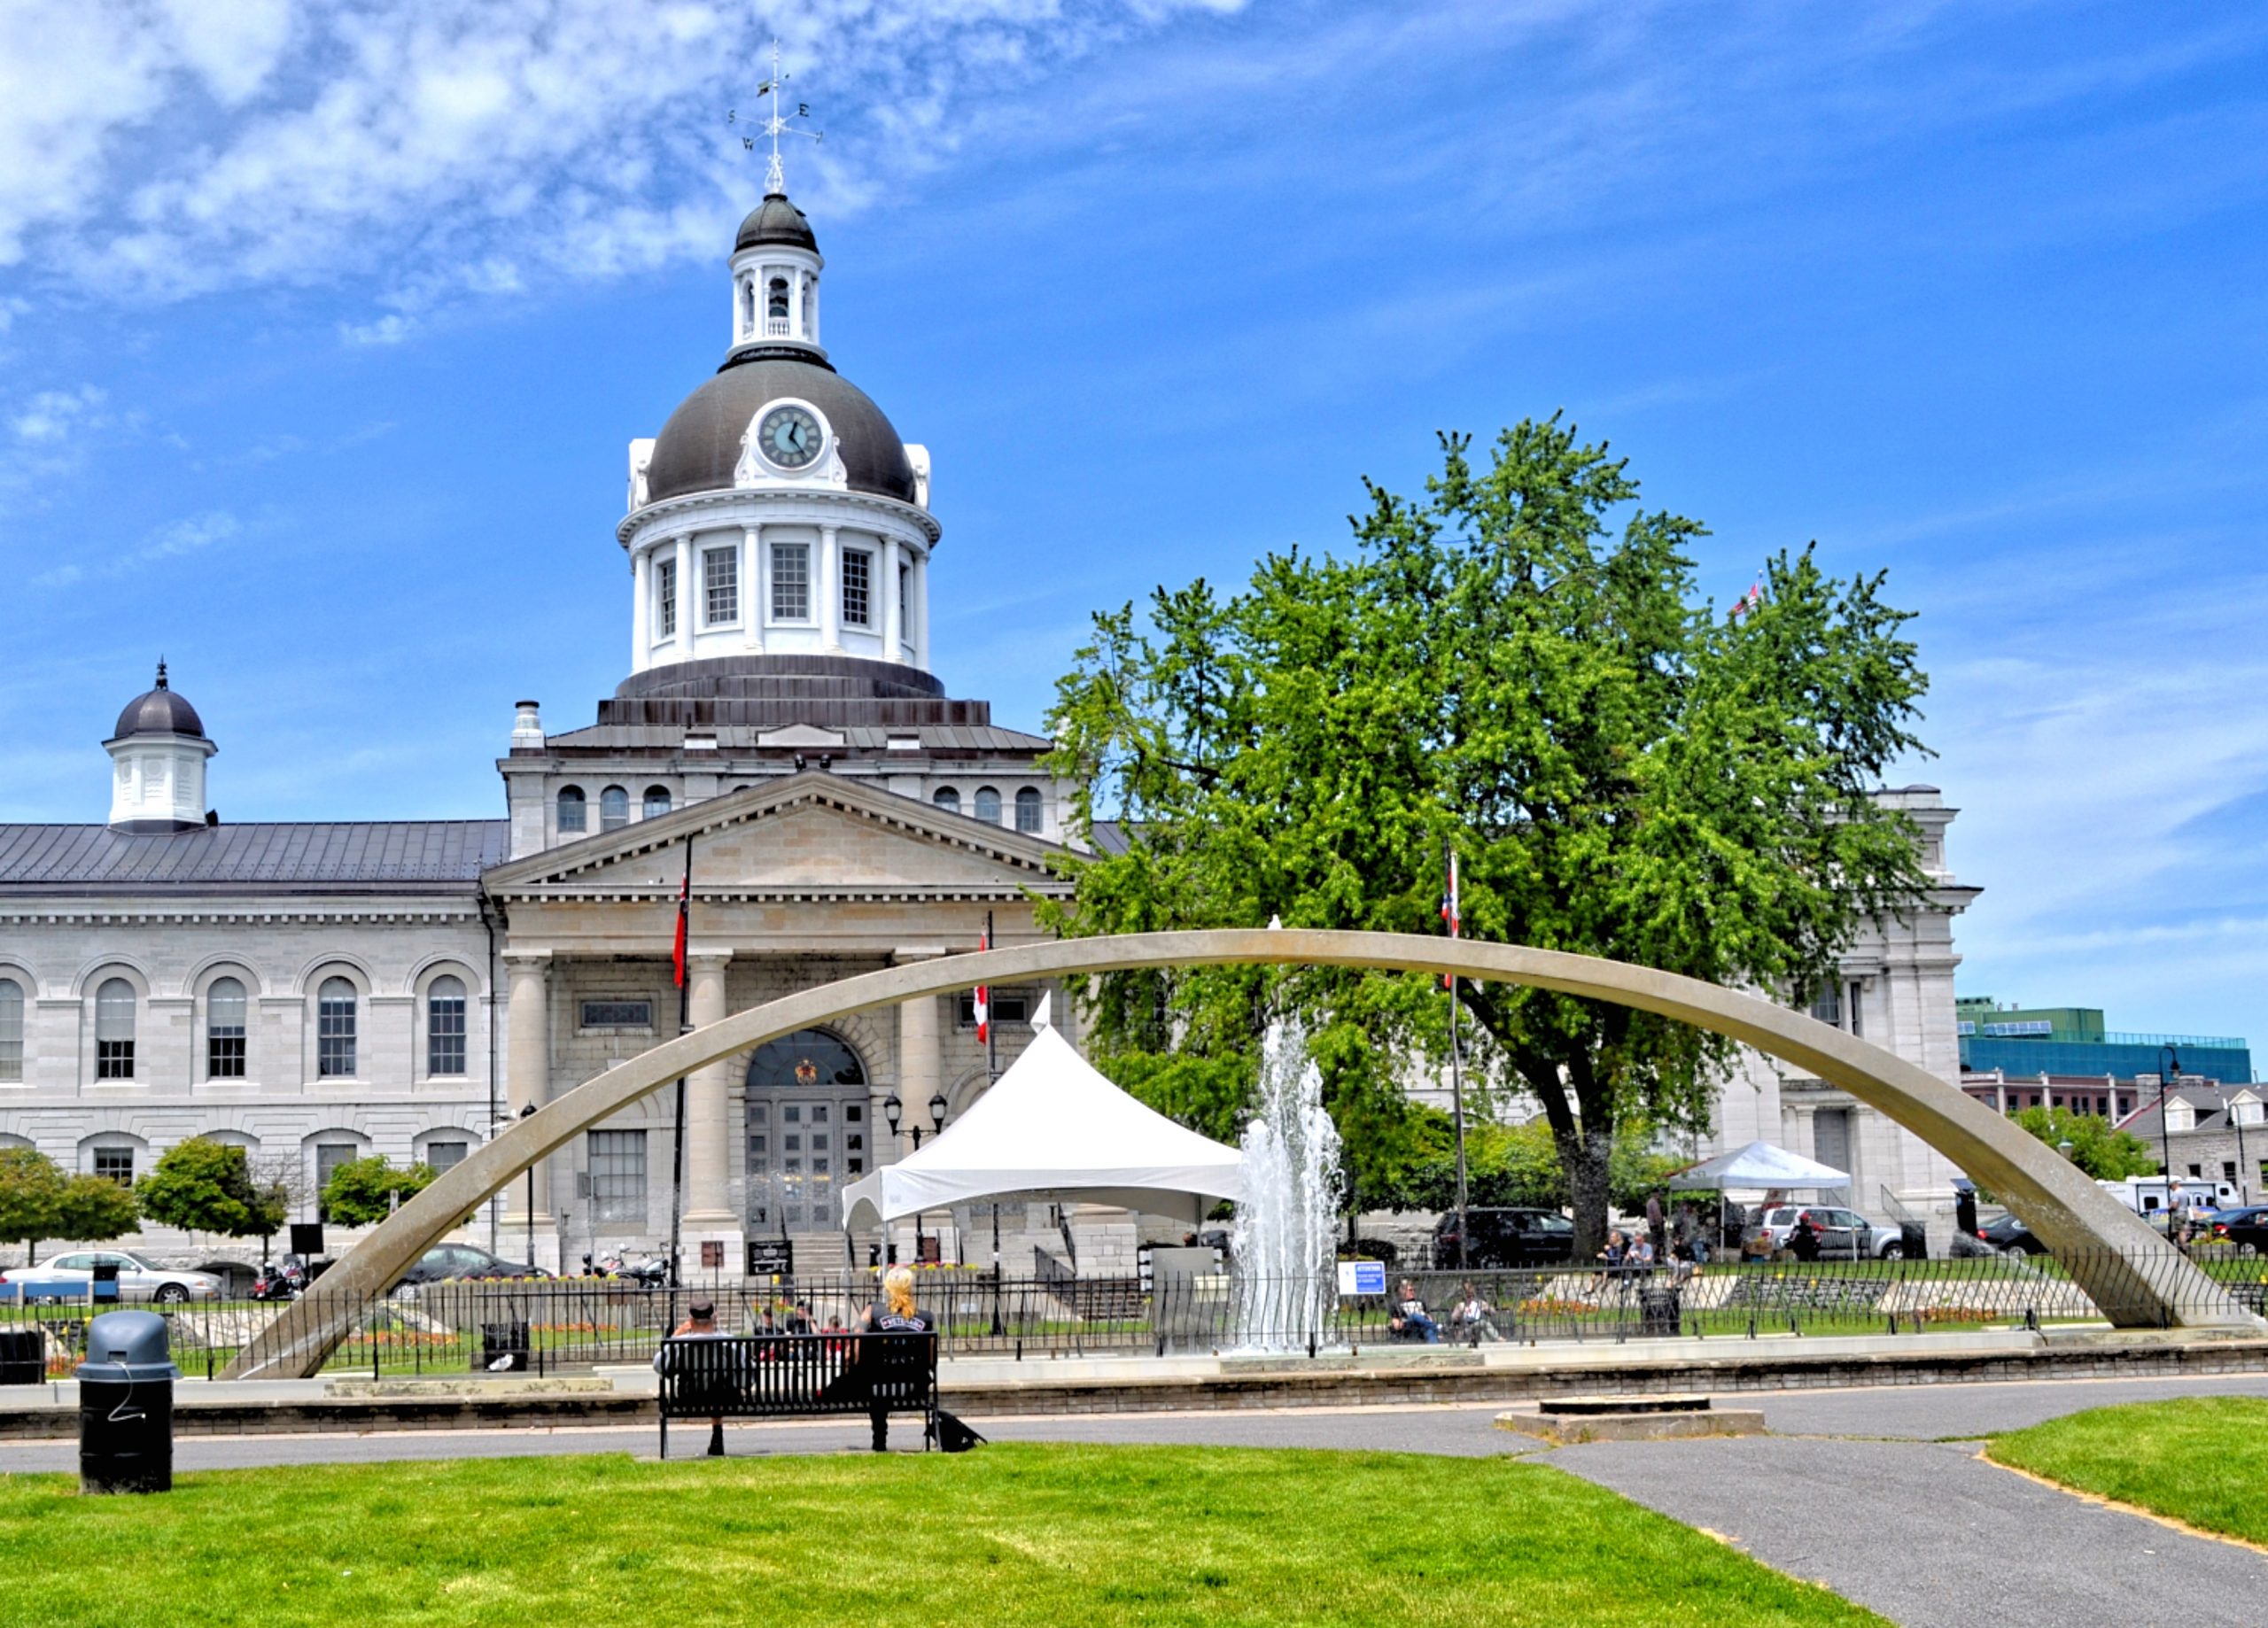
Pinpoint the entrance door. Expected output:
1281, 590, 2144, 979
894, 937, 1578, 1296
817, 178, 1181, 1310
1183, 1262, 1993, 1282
744, 1029, 868, 1233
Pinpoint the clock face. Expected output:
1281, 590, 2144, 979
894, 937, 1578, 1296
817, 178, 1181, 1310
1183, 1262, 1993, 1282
758, 404, 824, 470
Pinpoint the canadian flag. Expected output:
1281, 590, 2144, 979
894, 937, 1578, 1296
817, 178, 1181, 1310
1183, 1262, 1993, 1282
974, 921, 990, 1044
1440, 846, 1460, 991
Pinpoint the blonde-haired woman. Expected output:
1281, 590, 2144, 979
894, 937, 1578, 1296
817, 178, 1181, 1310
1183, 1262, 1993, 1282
856, 1265, 936, 1451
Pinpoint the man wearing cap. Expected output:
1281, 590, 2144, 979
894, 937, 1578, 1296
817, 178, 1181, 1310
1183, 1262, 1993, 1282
655, 1298, 731, 1456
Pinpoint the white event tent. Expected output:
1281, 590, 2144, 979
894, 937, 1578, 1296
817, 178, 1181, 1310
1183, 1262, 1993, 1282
1667, 1138, 1851, 1190
839, 996, 1245, 1233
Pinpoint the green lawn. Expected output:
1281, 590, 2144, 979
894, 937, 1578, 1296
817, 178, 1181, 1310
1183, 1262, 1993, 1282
0, 1444, 1884, 1627
1988, 1396, 2268, 1546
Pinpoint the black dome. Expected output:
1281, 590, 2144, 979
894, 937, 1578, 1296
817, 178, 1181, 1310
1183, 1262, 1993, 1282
736, 191, 817, 254
645, 353, 919, 506
112, 662, 204, 740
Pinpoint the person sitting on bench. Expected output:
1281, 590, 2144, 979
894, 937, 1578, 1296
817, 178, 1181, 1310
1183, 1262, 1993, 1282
1387, 1278, 1441, 1343
654, 1298, 730, 1456
855, 1267, 936, 1452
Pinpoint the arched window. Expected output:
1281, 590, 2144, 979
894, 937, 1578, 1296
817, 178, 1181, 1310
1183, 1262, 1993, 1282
317, 977, 357, 1078
642, 785, 672, 819
0, 977, 20, 1082
206, 976, 246, 1079
95, 978, 136, 1079
1014, 787, 1044, 833
556, 786, 587, 833
974, 786, 1001, 824
767, 275, 789, 331
600, 786, 630, 832
932, 787, 960, 816
427, 974, 467, 1077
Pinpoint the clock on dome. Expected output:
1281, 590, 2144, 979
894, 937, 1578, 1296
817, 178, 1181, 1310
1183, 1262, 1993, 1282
757, 402, 826, 471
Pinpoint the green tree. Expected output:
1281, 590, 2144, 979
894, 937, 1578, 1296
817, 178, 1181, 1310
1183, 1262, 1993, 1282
1045, 418, 1930, 1253
136, 1137, 283, 1242
51, 1174, 140, 1244
2010, 1106, 2159, 1182
0, 1145, 68, 1265
320, 1157, 436, 1227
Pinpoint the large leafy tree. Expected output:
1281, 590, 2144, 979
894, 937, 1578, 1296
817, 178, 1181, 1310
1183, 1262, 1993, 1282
51, 1174, 140, 1246
137, 1137, 284, 1242
1044, 418, 1930, 1253
0, 1145, 69, 1265
321, 1157, 436, 1228
2009, 1106, 2159, 1182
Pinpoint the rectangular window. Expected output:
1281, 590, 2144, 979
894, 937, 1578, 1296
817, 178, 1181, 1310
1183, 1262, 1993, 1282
580, 999, 653, 1030
425, 1141, 470, 1174
0, 979, 21, 1081
92, 1146, 133, 1185
315, 1141, 358, 1218
318, 995, 356, 1077
957, 989, 1031, 1030
898, 564, 909, 642
1846, 981, 1863, 1039
771, 543, 809, 620
655, 557, 678, 639
1806, 983, 1841, 1028
206, 1031, 245, 1079
428, 992, 467, 1076
842, 548, 872, 627
703, 545, 738, 626
590, 1129, 648, 1223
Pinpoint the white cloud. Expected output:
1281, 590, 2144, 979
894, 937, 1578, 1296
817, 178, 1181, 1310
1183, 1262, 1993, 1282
0, 0, 1246, 319
339, 312, 415, 346
10, 384, 106, 443
30, 508, 242, 588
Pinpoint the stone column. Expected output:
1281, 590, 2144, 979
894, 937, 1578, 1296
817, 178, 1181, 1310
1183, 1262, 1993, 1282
673, 534, 695, 661
681, 950, 744, 1272
632, 547, 650, 673
819, 524, 842, 652
882, 536, 904, 662
501, 950, 555, 1268
911, 548, 930, 670
757, 523, 775, 648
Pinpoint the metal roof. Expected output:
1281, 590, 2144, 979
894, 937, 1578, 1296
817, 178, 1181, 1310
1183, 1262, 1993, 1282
539, 723, 1052, 754
0, 821, 510, 894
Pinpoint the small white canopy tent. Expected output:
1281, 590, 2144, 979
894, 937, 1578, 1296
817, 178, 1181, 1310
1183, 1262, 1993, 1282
1666, 1139, 1850, 1190
838, 996, 1245, 1233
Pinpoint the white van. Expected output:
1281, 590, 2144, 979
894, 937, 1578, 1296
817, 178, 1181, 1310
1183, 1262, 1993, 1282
2099, 1175, 2237, 1213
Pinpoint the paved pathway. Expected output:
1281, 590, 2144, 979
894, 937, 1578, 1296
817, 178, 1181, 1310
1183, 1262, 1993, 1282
5, 1371, 2265, 1626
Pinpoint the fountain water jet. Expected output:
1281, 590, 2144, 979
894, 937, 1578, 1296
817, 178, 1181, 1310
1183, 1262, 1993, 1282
1231, 1017, 1344, 1351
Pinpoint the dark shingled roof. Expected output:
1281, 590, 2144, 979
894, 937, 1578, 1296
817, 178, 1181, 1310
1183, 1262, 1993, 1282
736, 190, 818, 254
645, 353, 917, 507
0, 821, 510, 895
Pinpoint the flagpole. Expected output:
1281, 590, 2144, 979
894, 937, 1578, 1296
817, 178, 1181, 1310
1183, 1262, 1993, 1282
985, 911, 1003, 1335
667, 837, 693, 1299
1445, 837, 1470, 1274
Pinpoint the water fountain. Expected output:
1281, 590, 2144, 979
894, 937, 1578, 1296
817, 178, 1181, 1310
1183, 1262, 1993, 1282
1231, 1015, 1344, 1351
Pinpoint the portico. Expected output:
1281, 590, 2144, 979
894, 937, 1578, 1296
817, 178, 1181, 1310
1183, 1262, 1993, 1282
481, 771, 1071, 1273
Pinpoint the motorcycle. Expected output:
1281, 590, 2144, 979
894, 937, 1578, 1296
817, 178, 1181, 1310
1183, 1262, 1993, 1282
251, 1254, 308, 1302
582, 1251, 668, 1288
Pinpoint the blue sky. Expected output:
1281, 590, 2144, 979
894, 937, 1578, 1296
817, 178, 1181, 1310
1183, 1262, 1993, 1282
4, 2, 2266, 1052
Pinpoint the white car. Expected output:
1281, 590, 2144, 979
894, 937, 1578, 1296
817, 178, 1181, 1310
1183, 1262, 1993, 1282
1758, 1205, 1906, 1260
12, 1250, 220, 1304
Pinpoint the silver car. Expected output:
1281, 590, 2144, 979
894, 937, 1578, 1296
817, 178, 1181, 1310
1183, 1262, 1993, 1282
1759, 1205, 1905, 1260
27, 1250, 221, 1304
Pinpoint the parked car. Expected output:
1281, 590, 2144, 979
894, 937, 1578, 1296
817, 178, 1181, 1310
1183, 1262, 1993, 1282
2206, 1205, 2268, 1252
1759, 1205, 1906, 1260
394, 1243, 548, 1288
1975, 1212, 2047, 1256
1432, 1207, 1576, 1268
0, 1250, 219, 1304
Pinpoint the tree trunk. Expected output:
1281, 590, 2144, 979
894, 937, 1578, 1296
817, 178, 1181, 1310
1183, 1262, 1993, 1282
1558, 1119, 1614, 1261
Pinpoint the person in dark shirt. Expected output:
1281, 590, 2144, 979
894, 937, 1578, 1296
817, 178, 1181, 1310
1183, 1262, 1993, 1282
1387, 1278, 1441, 1343
653, 1298, 730, 1456
857, 1266, 936, 1452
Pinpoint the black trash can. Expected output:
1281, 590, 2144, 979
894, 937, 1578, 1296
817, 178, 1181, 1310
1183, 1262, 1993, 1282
75, 1310, 181, 1494
476, 1321, 530, 1373
0, 1327, 43, 1385
1637, 1286, 1683, 1337
1899, 1221, 1928, 1261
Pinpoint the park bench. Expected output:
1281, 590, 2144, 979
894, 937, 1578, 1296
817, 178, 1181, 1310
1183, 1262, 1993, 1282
654, 1330, 937, 1459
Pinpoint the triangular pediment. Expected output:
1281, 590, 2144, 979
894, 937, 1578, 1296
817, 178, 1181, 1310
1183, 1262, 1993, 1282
483, 771, 1069, 898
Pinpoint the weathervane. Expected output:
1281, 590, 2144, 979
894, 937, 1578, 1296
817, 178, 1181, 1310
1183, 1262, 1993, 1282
727, 39, 821, 196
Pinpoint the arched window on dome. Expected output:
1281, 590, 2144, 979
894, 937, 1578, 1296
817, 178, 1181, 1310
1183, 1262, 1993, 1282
1014, 787, 1044, 834
556, 786, 587, 834
974, 787, 1001, 825
95, 978, 136, 1080
643, 786, 672, 819
206, 976, 246, 1079
601, 786, 630, 832
766, 276, 789, 336
932, 787, 960, 816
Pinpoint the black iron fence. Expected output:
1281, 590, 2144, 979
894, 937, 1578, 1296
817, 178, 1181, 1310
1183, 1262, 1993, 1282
2, 1245, 2262, 1380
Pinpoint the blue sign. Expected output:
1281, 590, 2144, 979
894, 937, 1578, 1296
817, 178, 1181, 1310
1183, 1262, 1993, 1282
1337, 1260, 1387, 1297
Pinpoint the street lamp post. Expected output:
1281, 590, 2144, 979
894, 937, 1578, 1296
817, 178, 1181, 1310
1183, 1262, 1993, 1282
883, 1094, 905, 1260
2226, 1088, 2251, 1208
518, 1101, 538, 1266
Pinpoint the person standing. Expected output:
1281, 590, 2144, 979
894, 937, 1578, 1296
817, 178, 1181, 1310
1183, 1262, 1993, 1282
857, 1266, 936, 1452
1645, 1190, 1667, 1264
